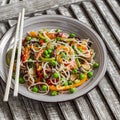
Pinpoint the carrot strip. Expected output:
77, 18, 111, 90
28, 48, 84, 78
36, 50, 44, 60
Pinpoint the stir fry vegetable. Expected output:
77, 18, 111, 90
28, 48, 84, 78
6, 29, 99, 96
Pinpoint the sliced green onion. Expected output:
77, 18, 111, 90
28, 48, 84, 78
38, 33, 46, 40
40, 57, 55, 62
75, 58, 81, 67
78, 48, 83, 52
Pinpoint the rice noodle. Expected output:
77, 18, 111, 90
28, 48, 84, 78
13, 28, 98, 96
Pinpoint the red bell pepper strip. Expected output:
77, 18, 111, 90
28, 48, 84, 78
21, 45, 31, 62
39, 39, 44, 45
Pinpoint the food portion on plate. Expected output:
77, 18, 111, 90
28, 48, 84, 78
6, 29, 99, 96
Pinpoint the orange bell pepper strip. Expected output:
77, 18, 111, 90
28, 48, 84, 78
49, 74, 87, 91
56, 45, 69, 54
29, 31, 38, 37
77, 45, 88, 51
46, 32, 57, 39
56, 45, 73, 55
39, 39, 44, 45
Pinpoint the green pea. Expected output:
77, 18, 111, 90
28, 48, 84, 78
41, 85, 48, 91
69, 88, 76, 93
64, 82, 68, 86
26, 36, 32, 41
44, 38, 48, 43
44, 50, 48, 55
78, 48, 83, 52
32, 86, 39, 93
69, 33, 76, 38
68, 80, 73, 85
45, 54, 50, 58
79, 73, 85, 80
72, 69, 78, 74
56, 37, 61, 41
56, 29, 61, 33
51, 91, 57, 96
87, 71, 93, 78
93, 62, 99, 68
53, 73, 59, 78
47, 49, 53, 54
19, 76, 25, 84
51, 60, 57, 66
